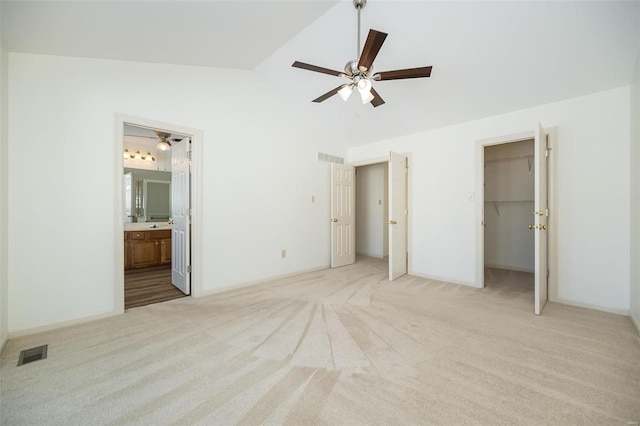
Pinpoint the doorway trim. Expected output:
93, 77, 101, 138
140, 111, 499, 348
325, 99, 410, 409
113, 113, 204, 315
475, 128, 557, 300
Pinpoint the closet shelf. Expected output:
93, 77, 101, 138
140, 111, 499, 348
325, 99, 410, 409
485, 155, 534, 173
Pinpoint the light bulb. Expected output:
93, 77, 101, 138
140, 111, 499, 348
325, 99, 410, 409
360, 90, 375, 104
145, 152, 154, 161
338, 85, 354, 102
123, 149, 130, 159
157, 141, 169, 151
134, 150, 142, 160
357, 79, 372, 93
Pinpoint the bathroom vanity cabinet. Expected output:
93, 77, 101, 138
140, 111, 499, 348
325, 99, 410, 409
124, 230, 172, 269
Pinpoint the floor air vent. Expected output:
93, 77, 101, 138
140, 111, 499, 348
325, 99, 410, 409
17, 344, 48, 366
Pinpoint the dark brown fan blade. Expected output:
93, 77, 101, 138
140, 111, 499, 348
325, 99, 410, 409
370, 87, 385, 108
375, 66, 432, 81
292, 61, 344, 77
312, 86, 345, 103
357, 29, 388, 72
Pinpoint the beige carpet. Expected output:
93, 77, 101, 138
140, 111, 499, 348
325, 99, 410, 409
2, 257, 639, 425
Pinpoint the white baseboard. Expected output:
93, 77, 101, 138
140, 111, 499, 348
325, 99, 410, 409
200, 265, 330, 297
630, 310, 640, 337
551, 297, 629, 316
356, 252, 385, 259
408, 270, 479, 288
484, 263, 534, 274
8, 309, 117, 340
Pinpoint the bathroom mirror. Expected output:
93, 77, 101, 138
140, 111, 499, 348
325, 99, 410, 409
124, 168, 171, 223
143, 180, 171, 222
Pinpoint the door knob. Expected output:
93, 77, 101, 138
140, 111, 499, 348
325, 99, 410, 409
540, 224, 546, 230
332, 219, 338, 223
528, 224, 535, 230
533, 211, 544, 216
389, 220, 397, 225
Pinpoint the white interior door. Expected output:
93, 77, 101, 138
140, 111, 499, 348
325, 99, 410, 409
331, 163, 355, 268
389, 152, 408, 281
171, 138, 191, 294
534, 124, 548, 315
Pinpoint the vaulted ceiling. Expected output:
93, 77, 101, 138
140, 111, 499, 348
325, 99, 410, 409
2, 1, 639, 146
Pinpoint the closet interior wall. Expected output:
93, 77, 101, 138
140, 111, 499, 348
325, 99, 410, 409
484, 140, 535, 273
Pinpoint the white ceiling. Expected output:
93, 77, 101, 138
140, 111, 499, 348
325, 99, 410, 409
0, 0, 337, 69
3, 1, 640, 147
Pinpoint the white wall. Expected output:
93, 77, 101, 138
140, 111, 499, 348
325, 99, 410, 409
630, 49, 640, 331
356, 163, 388, 258
0, 10, 9, 349
350, 87, 631, 312
484, 141, 534, 272
7, 53, 346, 333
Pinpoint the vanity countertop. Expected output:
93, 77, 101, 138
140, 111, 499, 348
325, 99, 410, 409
124, 223, 172, 232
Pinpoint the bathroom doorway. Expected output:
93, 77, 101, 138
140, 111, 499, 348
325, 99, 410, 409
113, 115, 204, 314
122, 124, 189, 309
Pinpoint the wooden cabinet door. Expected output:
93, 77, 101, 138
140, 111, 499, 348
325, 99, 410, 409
130, 238, 159, 268
160, 238, 172, 264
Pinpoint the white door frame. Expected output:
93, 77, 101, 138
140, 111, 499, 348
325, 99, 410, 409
350, 154, 413, 276
475, 128, 557, 301
113, 113, 204, 314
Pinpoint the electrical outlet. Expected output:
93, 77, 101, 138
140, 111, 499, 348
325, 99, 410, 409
311, 196, 315, 203
281, 249, 286, 258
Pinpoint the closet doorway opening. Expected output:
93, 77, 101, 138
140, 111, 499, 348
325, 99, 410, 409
479, 124, 550, 315
355, 162, 389, 265
330, 152, 408, 281
113, 114, 203, 315
483, 139, 535, 301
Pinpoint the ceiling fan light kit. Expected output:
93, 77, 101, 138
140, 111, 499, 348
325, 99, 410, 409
155, 131, 172, 151
292, 0, 432, 108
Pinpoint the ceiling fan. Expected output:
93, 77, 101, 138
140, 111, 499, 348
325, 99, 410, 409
123, 130, 181, 151
292, 0, 432, 107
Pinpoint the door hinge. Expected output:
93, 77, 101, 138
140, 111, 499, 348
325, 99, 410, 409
545, 148, 551, 158
187, 150, 192, 160
187, 265, 192, 274
545, 208, 549, 217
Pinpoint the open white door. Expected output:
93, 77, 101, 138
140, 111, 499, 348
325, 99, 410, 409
171, 138, 190, 294
330, 163, 355, 268
389, 152, 408, 281
534, 124, 548, 315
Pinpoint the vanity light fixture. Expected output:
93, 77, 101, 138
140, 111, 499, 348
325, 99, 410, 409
123, 148, 155, 162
